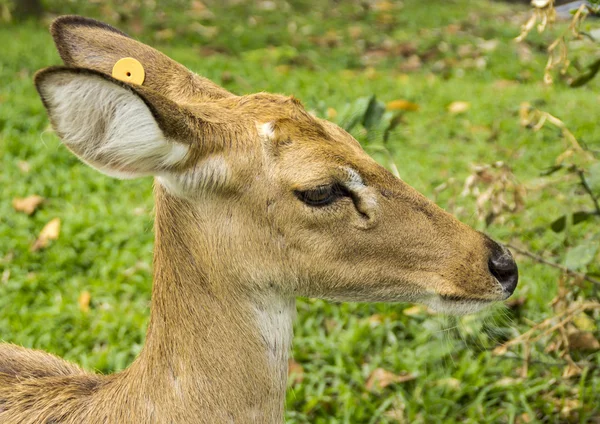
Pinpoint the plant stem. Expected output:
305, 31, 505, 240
577, 168, 600, 216
506, 243, 600, 286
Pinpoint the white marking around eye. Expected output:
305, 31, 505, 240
344, 167, 379, 210
344, 167, 365, 190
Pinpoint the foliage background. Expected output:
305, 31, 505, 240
1, 0, 599, 422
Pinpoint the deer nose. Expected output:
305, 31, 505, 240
488, 245, 518, 297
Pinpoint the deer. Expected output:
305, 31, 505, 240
0, 15, 518, 423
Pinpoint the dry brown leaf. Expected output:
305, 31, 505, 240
190, 0, 206, 12
516, 43, 533, 64
17, 161, 31, 173
386, 99, 419, 112
365, 368, 415, 391
461, 162, 525, 225
384, 408, 406, 423
31, 218, 61, 251
78, 291, 91, 313
324, 318, 338, 334
562, 363, 582, 378
568, 331, 600, 352
288, 359, 304, 385
374, 1, 395, 12
516, 412, 532, 424
189, 23, 218, 39
493, 344, 508, 356
367, 314, 384, 326
348, 25, 362, 39
544, 340, 560, 353
560, 398, 581, 418
447, 101, 470, 114
128, 17, 144, 35
258, 1, 276, 11
376, 13, 394, 25
364, 67, 378, 79
506, 297, 526, 310
494, 377, 520, 387
133, 207, 147, 216
457, 44, 476, 58
367, 313, 398, 327
155, 28, 175, 41
398, 55, 422, 72
12, 195, 44, 215
445, 23, 462, 35
123, 261, 152, 278
478, 39, 499, 52
403, 305, 430, 316
493, 79, 519, 89
573, 313, 596, 331
275, 65, 291, 75
437, 377, 461, 390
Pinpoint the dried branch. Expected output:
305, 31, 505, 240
496, 354, 598, 371
507, 243, 600, 286
493, 301, 600, 354
516, 0, 593, 85
576, 168, 600, 216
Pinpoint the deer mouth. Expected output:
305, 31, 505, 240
424, 294, 499, 315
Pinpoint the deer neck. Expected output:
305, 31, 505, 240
119, 185, 295, 423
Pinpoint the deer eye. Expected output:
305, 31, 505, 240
295, 184, 349, 207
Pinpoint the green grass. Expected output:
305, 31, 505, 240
1, 0, 600, 422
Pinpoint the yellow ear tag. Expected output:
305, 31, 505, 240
111, 57, 145, 86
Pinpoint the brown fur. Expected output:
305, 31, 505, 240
0, 16, 516, 423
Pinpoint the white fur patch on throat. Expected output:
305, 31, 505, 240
253, 296, 295, 369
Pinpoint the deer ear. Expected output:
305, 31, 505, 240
50, 15, 232, 102
35, 67, 195, 179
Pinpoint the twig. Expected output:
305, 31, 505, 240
506, 243, 600, 286
529, 304, 596, 344
576, 168, 600, 216
495, 353, 599, 372
493, 302, 596, 353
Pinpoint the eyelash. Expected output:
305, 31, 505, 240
294, 183, 350, 207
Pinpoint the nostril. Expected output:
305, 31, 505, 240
488, 248, 518, 297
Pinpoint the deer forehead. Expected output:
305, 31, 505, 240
151, 92, 369, 198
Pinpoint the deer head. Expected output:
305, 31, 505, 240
9, 16, 523, 422
35, 16, 517, 318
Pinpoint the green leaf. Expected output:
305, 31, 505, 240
565, 243, 598, 272
550, 211, 597, 232
588, 162, 600, 195
551, 215, 567, 232
383, 112, 404, 144
570, 57, 600, 88
573, 211, 596, 225
540, 164, 564, 176
362, 95, 386, 130
338, 96, 372, 132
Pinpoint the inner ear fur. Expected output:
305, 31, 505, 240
36, 66, 201, 147
34, 66, 227, 179
51, 15, 233, 103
